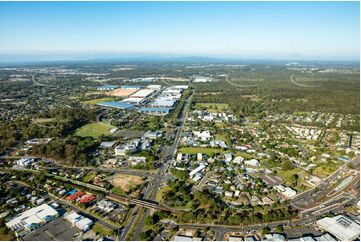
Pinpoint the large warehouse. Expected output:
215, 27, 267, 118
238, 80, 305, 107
130, 89, 156, 98
97, 101, 135, 110
6, 204, 59, 236
316, 215, 360, 241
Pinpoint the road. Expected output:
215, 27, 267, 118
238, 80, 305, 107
129, 92, 193, 240
291, 157, 359, 210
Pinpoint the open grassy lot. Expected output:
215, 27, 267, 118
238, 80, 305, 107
312, 161, 340, 178
75, 122, 115, 138
195, 103, 229, 112
277, 168, 312, 191
83, 171, 96, 183
110, 174, 144, 192
178, 147, 222, 156
83, 97, 116, 105
92, 222, 114, 236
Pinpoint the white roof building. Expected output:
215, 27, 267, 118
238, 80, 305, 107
16, 157, 35, 167
176, 153, 183, 162
225, 191, 234, 197
65, 211, 93, 232
6, 204, 59, 233
275, 185, 297, 199
233, 156, 244, 164
130, 88, 155, 98
189, 164, 206, 178
147, 84, 162, 90
193, 131, 212, 141
245, 159, 260, 166
316, 215, 360, 241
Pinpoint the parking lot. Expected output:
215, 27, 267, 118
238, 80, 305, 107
23, 217, 81, 241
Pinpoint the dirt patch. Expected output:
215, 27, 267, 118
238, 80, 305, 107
110, 174, 144, 192
106, 88, 137, 97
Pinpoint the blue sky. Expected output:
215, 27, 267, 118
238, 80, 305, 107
0, 1, 359, 61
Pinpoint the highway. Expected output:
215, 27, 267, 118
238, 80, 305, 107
128, 92, 193, 240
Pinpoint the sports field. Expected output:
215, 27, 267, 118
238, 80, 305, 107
75, 122, 115, 138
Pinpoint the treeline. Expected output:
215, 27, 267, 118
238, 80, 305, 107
193, 71, 360, 116
0, 107, 96, 154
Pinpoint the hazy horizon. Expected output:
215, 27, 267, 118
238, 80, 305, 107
0, 1, 360, 63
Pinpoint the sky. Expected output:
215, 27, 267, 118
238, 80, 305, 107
0, 1, 359, 61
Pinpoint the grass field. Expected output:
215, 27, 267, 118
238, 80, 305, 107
75, 122, 115, 138
277, 167, 311, 191
195, 103, 229, 112
178, 147, 222, 156
92, 222, 114, 236
83, 97, 116, 105
83, 171, 96, 183
110, 174, 144, 192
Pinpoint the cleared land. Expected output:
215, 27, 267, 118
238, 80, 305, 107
92, 222, 114, 236
178, 147, 222, 156
75, 122, 115, 138
106, 88, 137, 97
110, 174, 144, 192
83, 97, 116, 105
32, 118, 56, 124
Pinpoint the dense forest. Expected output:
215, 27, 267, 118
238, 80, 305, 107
0, 107, 96, 154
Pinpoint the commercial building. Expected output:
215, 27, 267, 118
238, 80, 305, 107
275, 185, 297, 199
65, 211, 93, 232
316, 215, 360, 241
6, 204, 59, 236
97, 101, 135, 110
97, 199, 117, 213
16, 157, 35, 167
139, 107, 171, 115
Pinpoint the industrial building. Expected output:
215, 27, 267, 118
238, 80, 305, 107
97, 85, 119, 90
316, 215, 360, 241
122, 97, 147, 105
97, 101, 135, 110
130, 89, 155, 98
6, 204, 59, 236
150, 99, 176, 108
121, 85, 143, 89
139, 107, 171, 115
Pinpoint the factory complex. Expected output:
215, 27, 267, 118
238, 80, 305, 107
96, 84, 189, 115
